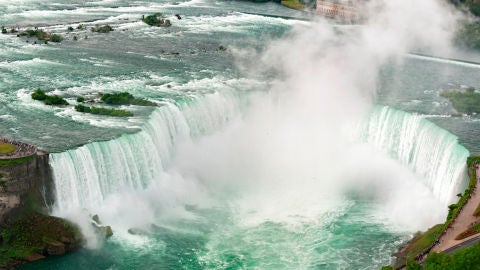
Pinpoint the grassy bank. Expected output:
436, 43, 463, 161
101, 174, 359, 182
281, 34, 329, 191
281, 0, 305, 10
0, 155, 36, 167
0, 143, 16, 155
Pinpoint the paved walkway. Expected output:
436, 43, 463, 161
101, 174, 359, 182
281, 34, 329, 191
432, 167, 480, 252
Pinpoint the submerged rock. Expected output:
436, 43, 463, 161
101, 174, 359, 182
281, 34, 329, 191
127, 228, 148, 235
45, 241, 66, 256
90, 214, 113, 238
91, 214, 100, 224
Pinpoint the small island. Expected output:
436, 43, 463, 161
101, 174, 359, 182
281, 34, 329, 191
101, 92, 157, 106
142, 13, 172, 27
31, 89, 158, 118
440, 87, 480, 114
90, 24, 114, 33
74, 104, 133, 117
31, 89, 69, 105
17, 28, 63, 43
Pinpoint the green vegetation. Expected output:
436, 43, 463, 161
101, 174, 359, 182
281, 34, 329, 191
49, 34, 63, 43
280, 0, 305, 10
1, 26, 6, 34
0, 212, 80, 268
440, 88, 480, 114
77, 24, 84, 30
17, 28, 63, 43
405, 241, 480, 269
91, 24, 113, 33
455, 22, 480, 50
395, 224, 445, 265
31, 88, 47, 101
74, 104, 133, 117
76, 96, 85, 103
142, 13, 172, 27
0, 155, 35, 167
101, 92, 156, 106
45, 95, 68, 105
31, 89, 68, 105
0, 143, 16, 155
449, 0, 480, 16
19, 28, 48, 40
67, 26, 74, 31
391, 156, 480, 268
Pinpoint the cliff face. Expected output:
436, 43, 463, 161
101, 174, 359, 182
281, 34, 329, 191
0, 152, 54, 224
0, 152, 82, 268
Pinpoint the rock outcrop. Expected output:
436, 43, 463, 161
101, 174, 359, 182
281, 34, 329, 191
0, 151, 81, 268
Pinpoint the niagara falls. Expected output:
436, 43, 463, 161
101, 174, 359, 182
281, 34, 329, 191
1, 0, 480, 269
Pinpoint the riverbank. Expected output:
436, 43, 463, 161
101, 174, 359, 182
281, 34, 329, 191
432, 160, 480, 252
390, 156, 480, 268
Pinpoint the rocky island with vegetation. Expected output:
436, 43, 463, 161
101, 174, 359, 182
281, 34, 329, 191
142, 13, 172, 27
31, 89, 69, 106
440, 87, 480, 114
30, 88, 158, 117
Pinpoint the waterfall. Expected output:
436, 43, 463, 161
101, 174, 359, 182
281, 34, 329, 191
50, 101, 469, 212
50, 91, 241, 212
359, 106, 469, 204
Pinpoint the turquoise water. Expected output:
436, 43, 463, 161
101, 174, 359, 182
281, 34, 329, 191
0, 0, 478, 269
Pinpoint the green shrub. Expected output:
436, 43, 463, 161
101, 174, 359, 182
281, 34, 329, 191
18, 29, 61, 42
67, 26, 74, 31
31, 89, 47, 101
76, 96, 85, 103
420, 241, 480, 269
101, 92, 156, 106
470, 3, 480, 16
91, 25, 113, 33
142, 13, 172, 27
1, 26, 6, 34
447, 204, 458, 220
455, 22, 480, 49
75, 104, 133, 117
44, 95, 68, 105
49, 34, 63, 42
77, 24, 84, 30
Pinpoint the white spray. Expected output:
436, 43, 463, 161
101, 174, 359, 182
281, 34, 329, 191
51, 0, 466, 248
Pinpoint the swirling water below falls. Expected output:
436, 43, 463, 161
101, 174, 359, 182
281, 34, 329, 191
1, 0, 477, 269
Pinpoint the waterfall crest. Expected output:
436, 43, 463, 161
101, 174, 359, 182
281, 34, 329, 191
50, 91, 240, 211
359, 106, 469, 204
51, 103, 469, 212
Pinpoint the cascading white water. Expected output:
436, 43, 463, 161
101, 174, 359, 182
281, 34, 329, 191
51, 100, 469, 214
50, 90, 241, 212
359, 106, 469, 205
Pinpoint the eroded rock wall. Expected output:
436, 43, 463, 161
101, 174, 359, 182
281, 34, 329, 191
0, 152, 54, 224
